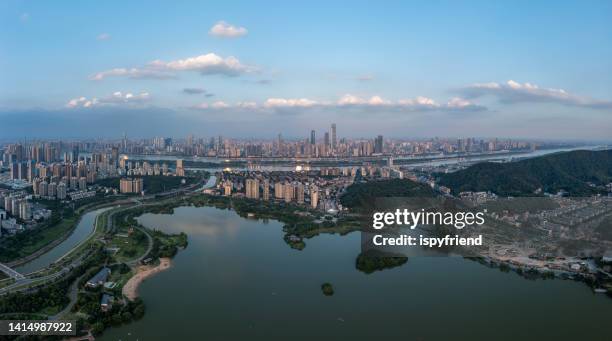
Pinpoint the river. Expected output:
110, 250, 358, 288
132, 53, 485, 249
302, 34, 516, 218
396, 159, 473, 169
101, 205, 611, 341
15, 207, 112, 274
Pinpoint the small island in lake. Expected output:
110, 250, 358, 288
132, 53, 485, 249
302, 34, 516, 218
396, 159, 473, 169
321, 283, 334, 296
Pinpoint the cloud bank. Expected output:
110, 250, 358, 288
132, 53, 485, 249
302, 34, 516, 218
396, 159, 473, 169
189, 94, 485, 113
91, 53, 255, 80
66, 91, 150, 108
461, 80, 612, 109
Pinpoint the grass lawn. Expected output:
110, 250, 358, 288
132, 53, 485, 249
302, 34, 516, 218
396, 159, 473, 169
109, 227, 148, 263
20, 216, 78, 256
0, 214, 79, 262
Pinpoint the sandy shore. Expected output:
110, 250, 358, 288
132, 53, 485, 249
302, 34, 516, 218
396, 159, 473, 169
123, 258, 172, 301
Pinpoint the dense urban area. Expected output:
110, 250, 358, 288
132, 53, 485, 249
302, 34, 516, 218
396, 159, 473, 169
0, 125, 611, 338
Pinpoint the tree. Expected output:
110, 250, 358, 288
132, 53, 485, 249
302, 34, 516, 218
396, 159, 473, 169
121, 311, 133, 323
91, 322, 105, 335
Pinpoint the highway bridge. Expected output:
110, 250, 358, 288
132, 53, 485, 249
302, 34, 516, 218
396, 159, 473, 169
0, 263, 26, 280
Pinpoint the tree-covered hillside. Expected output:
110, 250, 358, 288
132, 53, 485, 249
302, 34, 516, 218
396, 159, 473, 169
340, 178, 436, 210
438, 149, 612, 196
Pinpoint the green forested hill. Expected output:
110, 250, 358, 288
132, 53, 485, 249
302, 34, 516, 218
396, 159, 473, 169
340, 178, 436, 210
438, 149, 612, 196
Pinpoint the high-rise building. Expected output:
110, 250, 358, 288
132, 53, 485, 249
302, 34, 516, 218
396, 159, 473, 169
4, 197, 13, 214
79, 177, 87, 190
296, 183, 304, 204
57, 182, 67, 200
122, 132, 128, 151
19, 201, 31, 221
245, 179, 260, 199
17, 162, 27, 180
374, 135, 384, 154
176, 160, 185, 177
284, 183, 294, 203
48, 182, 57, 198
310, 186, 319, 209
27, 160, 36, 182
324, 132, 330, 148
111, 147, 119, 168
71, 145, 79, 163
274, 182, 284, 199
70, 177, 78, 190
39, 180, 49, 197
9, 162, 19, 180
331, 123, 337, 149
120, 177, 144, 194
223, 182, 232, 196
32, 178, 41, 196
310, 130, 316, 145
263, 180, 270, 200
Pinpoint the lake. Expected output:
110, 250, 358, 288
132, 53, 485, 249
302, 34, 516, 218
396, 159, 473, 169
101, 205, 611, 341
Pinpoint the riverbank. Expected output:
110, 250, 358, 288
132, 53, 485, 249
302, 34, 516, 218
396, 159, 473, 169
6, 199, 129, 268
123, 258, 172, 301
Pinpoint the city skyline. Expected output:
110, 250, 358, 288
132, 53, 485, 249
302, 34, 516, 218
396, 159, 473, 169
1, 1, 612, 139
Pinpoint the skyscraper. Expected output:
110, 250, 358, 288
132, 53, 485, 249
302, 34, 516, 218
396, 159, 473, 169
111, 147, 119, 168
57, 182, 67, 200
331, 123, 337, 149
122, 132, 128, 151
296, 183, 304, 204
310, 186, 319, 209
176, 159, 185, 176
310, 130, 316, 145
374, 135, 384, 154
263, 179, 270, 200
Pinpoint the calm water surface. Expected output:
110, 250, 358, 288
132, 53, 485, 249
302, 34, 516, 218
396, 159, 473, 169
15, 207, 112, 274
101, 206, 612, 341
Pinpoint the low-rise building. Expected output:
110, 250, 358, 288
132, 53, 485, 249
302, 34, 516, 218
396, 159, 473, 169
86, 267, 111, 288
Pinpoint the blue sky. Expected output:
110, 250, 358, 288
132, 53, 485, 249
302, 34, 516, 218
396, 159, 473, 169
1, 0, 611, 139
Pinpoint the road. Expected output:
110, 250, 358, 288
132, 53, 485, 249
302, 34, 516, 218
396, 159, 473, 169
0, 174, 213, 297
0, 263, 25, 280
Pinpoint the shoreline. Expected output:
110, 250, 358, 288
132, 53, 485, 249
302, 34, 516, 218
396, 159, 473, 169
123, 258, 172, 301
5, 200, 126, 268
5, 213, 89, 268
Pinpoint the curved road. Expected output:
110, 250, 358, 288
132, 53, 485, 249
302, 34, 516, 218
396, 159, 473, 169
1, 174, 215, 321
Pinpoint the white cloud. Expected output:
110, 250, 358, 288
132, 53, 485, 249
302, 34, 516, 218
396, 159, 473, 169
264, 98, 319, 108
461, 80, 612, 109
236, 101, 258, 109
209, 21, 248, 38
397, 96, 440, 108
159, 53, 253, 74
211, 101, 229, 109
97, 33, 111, 41
66, 97, 98, 109
336, 94, 393, 106
102, 91, 150, 104
446, 97, 475, 108
66, 91, 150, 108
189, 94, 484, 113
91, 53, 254, 81
90, 68, 175, 81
